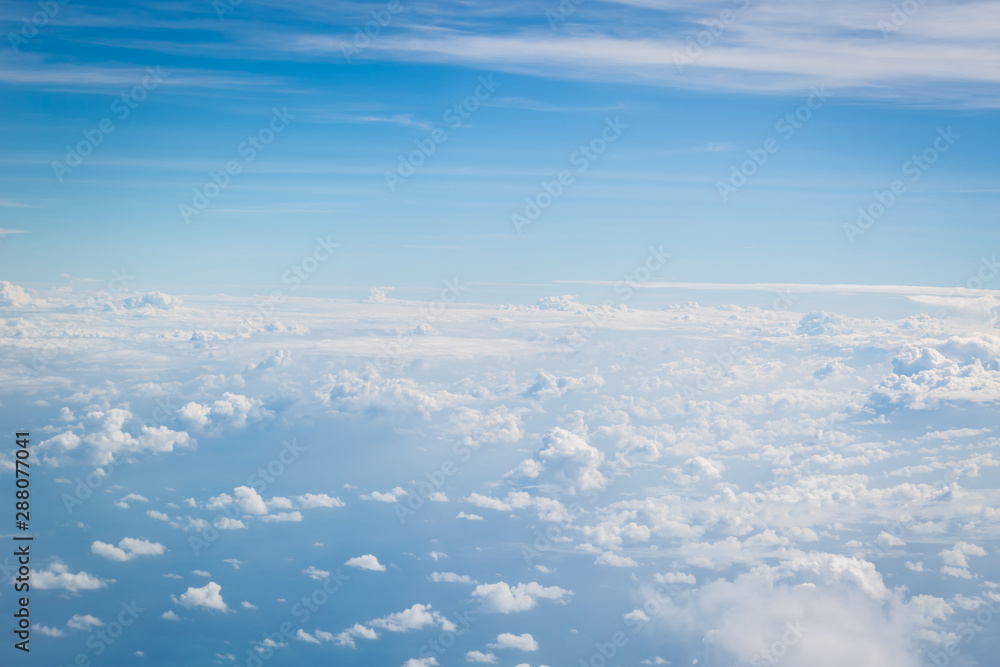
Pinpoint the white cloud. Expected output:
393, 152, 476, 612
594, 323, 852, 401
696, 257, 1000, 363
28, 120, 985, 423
0, 280, 31, 307
34, 562, 110, 592
91, 537, 166, 561
162, 610, 180, 621
67, 614, 104, 630
473, 581, 572, 613
296, 493, 345, 508
368, 603, 455, 633
172, 582, 229, 612
345, 554, 386, 571
363, 486, 409, 503
465, 650, 497, 663
430, 572, 476, 584
488, 632, 539, 651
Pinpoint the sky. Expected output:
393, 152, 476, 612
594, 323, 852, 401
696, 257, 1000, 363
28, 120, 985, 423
1, 1, 1000, 667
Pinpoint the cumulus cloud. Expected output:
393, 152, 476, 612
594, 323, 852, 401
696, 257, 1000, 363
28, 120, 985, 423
122, 291, 182, 310
0, 280, 31, 307
473, 582, 572, 613
172, 582, 229, 612
488, 632, 539, 651
368, 604, 456, 633
345, 554, 386, 571
34, 562, 110, 592
91, 537, 166, 561
508, 427, 606, 492
179, 393, 273, 432
465, 650, 497, 663
363, 486, 408, 503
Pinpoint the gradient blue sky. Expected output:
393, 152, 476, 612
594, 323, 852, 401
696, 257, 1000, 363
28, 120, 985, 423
1, 0, 998, 298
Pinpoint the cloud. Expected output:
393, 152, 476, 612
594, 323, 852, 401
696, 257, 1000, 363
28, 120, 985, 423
0, 280, 31, 307
345, 554, 386, 571
34, 562, 110, 592
488, 632, 539, 651
91, 537, 166, 561
596, 551, 639, 567
473, 581, 572, 613
161, 610, 180, 621
67, 614, 104, 630
430, 572, 476, 584
508, 427, 606, 492
302, 566, 330, 580
368, 603, 456, 633
179, 393, 274, 432
363, 486, 409, 503
172, 582, 229, 612
207, 486, 268, 516
457, 511, 484, 520
331, 623, 378, 648
122, 291, 182, 310
295, 493, 345, 508
402, 659, 437, 667
465, 651, 497, 663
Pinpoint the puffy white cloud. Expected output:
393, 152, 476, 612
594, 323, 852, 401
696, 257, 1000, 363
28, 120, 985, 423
345, 554, 386, 571
488, 632, 539, 651
473, 582, 572, 613
172, 582, 228, 612
368, 603, 455, 633
296, 493, 345, 508
0, 280, 31, 307
508, 427, 606, 492
402, 659, 437, 667
67, 614, 104, 630
363, 486, 408, 503
179, 393, 273, 432
332, 623, 378, 648
465, 650, 497, 663
122, 291, 182, 310
34, 562, 110, 592
161, 610, 181, 621
91, 537, 166, 561
302, 566, 330, 581
595, 551, 639, 567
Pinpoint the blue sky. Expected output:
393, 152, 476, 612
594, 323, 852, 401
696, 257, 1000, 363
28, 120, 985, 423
1, 0, 998, 297
2, 3, 1000, 667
